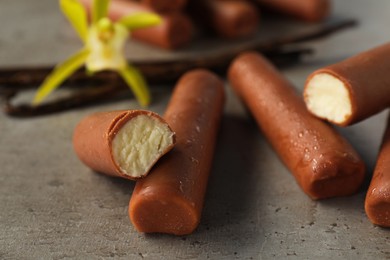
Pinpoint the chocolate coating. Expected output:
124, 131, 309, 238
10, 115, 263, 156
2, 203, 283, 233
228, 52, 365, 199
81, 0, 194, 49
129, 70, 225, 235
140, 0, 188, 13
305, 43, 390, 126
257, 0, 331, 22
365, 115, 390, 227
73, 110, 174, 180
188, 0, 260, 38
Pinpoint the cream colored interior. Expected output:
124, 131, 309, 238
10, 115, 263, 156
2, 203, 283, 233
112, 115, 174, 178
304, 73, 352, 124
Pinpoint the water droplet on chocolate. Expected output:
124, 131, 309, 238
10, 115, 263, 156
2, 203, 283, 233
191, 157, 199, 164
303, 150, 311, 163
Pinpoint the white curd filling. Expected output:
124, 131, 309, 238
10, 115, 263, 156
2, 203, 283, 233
305, 73, 352, 124
112, 115, 174, 177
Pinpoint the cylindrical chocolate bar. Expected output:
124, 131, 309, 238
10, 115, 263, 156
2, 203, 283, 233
81, 0, 194, 49
139, 0, 188, 13
73, 110, 175, 180
304, 43, 390, 126
256, 0, 331, 22
188, 0, 260, 38
228, 52, 365, 199
129, 70, 225, 235
365, 115, 390, 227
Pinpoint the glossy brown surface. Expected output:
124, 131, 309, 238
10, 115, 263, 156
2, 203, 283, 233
129, 69, 225, 235
73, 110, 174, 180
228, 52, 365, 199
188, 0, 260, 38
304, 43, 390, 126
257, 0, 330, 22
81, 0, 194, 49
365, 115, 390, 227
140, 0, 187, 13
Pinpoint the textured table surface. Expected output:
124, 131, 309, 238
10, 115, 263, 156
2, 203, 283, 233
1, 0, 389, 259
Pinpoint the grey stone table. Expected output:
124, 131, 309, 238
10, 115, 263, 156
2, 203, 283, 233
0, 0, 389, 259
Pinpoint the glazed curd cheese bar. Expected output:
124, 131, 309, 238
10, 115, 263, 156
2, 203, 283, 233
129, 69, 225, 235
365, 115, 390, 227
228, 52, 365, 199
73, 110, 175, 180
304, 43, 390, 126
188, 0, 260, 39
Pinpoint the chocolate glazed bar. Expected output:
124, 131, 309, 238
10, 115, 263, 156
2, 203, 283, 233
304, 42, 390, 126
365, 114, 390, 227
228, 52, 365, 199
129, 69, 225, 235
188, 0, 260, 38
73, 110, 175, 180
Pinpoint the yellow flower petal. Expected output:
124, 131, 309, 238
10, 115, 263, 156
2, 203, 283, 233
59, 0, 88, 42
33, 49, 90, 105
92, 0, 110, 24
119, 65, 151, 107
119, 13, 162, 31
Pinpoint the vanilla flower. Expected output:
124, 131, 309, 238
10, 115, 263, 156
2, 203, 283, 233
33, 0, 161, 106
